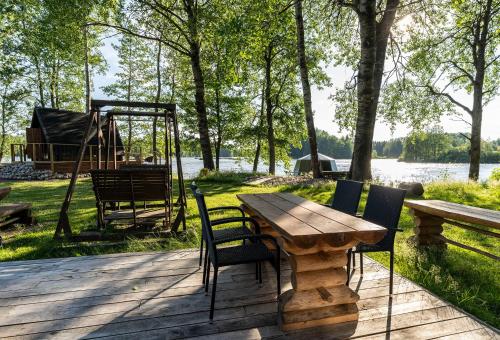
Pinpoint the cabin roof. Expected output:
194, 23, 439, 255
31, 107, 124, 146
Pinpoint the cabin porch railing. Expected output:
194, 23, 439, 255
9, 142, 152, 171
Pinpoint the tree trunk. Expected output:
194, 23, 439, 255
469, 98, 482, 180
34, 56, 45, 108
153, 40, 162, 165
350, 0, 399, 181
253, 84, 266, 173
264, 44, 275, 175
185, 0, 214, 170
126, 45, 132, 162
214, 84, 222, 171
54, 59, 60, 109
468, 0, 491, 180
350, 0, 377, 181
294, 0, 321, 178
0, 93, 6, 160
49, 61, 57, 108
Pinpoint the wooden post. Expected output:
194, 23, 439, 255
113, 117, 117, 169
97, 112, 101, 169
32, 144, 36, 162
49, 144, 55, 172
89, 145, 93, 170
104, 114, 111, 170
10, 144, 15, 162
23, 145, 27, 162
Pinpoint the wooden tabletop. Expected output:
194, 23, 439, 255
237, 193, 386, 245
405, 199, 500, 229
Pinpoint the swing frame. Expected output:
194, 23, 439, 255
55, 99, 187, 241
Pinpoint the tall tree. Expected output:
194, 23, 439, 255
294, 0, 321, 178
102, 33, 155, 159
402, 0, 499, 180
114, 0, 215, 169
332, 0, 401, 180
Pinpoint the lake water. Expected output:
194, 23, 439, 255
174, 157, 499, 183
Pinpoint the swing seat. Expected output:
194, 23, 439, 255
90, 168, 170, 228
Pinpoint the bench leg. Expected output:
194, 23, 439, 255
409, 209, 446, 248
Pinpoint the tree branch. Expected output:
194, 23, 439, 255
425, 84, 473, 115
87, 22, 191, 56
447, 60, 474, 82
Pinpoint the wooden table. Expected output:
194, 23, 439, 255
405, 200, 500, 254
237, 193, 387, 331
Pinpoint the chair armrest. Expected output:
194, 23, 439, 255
211, 216, 261, 234
207, 206, 245, 224
214, 234, 279, 249
207, 206, 245, 215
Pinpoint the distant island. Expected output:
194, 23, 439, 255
289, 129, 500, 164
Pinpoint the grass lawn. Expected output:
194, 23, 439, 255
0, 175, 498, 328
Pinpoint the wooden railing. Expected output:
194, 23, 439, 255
10, 142, 148, 172
441, 219, 500, 261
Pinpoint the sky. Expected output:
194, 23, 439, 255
94, 39, 500, 142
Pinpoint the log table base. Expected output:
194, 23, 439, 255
278, 238, 359, 331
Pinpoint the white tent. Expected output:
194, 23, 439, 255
293, 153, 338, 175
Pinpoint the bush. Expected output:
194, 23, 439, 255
194, 170, 265, 184
490, 167, 500, 181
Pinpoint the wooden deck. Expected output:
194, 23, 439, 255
0, 249, 497, 339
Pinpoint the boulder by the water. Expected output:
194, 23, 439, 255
398, 182, 424, 197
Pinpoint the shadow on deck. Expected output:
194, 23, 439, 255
0, 249, 497, 339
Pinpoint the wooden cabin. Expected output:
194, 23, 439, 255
24, 107, 135, 173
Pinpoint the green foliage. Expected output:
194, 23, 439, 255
290, 129, 352, 159
401, 128, 500, 163
490, 167, 500, 181
194, 170, 264, 184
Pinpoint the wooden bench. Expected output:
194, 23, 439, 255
405, 199, 500, 260
90, 168, 170, 228
0, 187, 35, 246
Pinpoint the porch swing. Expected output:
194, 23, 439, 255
55, 99, 187, 241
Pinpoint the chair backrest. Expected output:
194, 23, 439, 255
193, 189, 217, 261
331, 180, 364, 216
363, 184, 406, 250
189, 182, 198, 196
90, 168, 169, 203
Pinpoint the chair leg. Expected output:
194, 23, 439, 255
360, 253, 364, 275
209, 266, 218, 321
389, 251, 394, 295
276, 256, 281, 296
258, 262, 263, 285
352, 250, 356, 268
202, 246, 209, 285
205, 260, 211, 295
346, 249, 352, 285
199, 237, 204, 267
255, 263, 258, 281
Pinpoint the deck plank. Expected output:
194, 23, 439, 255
0, 249, 497, 339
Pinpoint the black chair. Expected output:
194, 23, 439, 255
194, 189, 281, 320
346, 185, 406, 294
329, 179, 364, 216
190, 182, 253, 283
